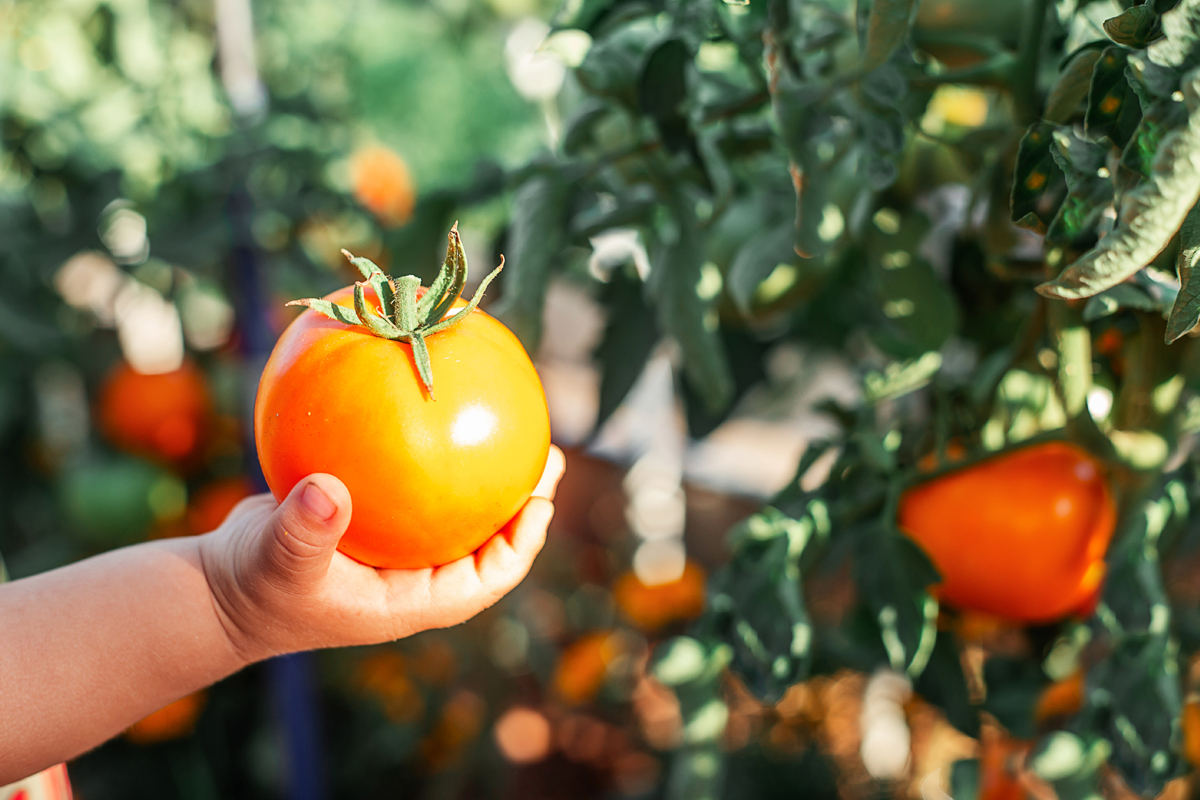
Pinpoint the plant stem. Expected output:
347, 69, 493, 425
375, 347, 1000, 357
1013, 0, 1051, 123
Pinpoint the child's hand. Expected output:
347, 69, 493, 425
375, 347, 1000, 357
198, 446, 565, 664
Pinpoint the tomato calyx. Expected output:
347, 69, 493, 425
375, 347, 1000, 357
286, 223, 504, 398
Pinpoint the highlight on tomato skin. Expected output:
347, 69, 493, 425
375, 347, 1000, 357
897, 442, 1116, 624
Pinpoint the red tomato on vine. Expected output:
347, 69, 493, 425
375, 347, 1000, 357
254, 226, 550, 569
898, 442, 1115, 623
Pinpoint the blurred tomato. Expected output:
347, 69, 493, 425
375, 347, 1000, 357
554, 631, 624, 706
125, 692, 206, 744
614, 561, 706, 633
1034, 670, 1085, 723
351, 145, 416, 227
96, 359, 212, 468
186, 476, 255, 535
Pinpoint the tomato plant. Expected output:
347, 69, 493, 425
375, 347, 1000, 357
254, 227, 550, 569
898, 442, 1115, 622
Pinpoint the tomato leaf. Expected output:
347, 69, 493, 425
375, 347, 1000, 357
1167, 201, 1200, 342
1085, 47, 1142, 148
1104, 4, 1159, 48
1046, 46, 1105, 123
493, 168, 571, 347
859, 0, 918, 71
1011, 122, 1066, 232
854, 525, 939, 678
285, 297, 361, 327
1046, 127, 1114, 246
727, 222, 796, 313
1148, 0, 1200, 70
711, 508, 816, 702
913, 633, 979, 736
1075, 635, 1183, 795
1038, 70, 1200, 300
649, 203, 734, 414
1027, 732, 1110, 800
638, 38, 695, 157
593, 269, 659, 433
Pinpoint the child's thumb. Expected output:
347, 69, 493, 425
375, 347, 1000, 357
264, 474, 352, 582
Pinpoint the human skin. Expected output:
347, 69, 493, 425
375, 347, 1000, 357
0, 445, 564, 783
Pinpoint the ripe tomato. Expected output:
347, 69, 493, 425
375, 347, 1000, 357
186, 476, 255, 535
351, 145, 415, 228
254, 268, 550, 569
124, 691, 206, 744
614, 560, 706, 633
898, 442, 1115, 623
96, 358, 212, 467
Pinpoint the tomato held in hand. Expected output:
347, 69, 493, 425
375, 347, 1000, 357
898, 442, 1115, 623
254, 227, 550, 569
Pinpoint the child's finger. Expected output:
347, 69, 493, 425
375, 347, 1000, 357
262, 474, 353, 583
532, 445, 566, 501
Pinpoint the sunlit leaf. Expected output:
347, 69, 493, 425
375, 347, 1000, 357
854, 526, 939, 677
1039, 71, 1200, 299
1166, 201, 1200, 341
1104, 4, 1159, 48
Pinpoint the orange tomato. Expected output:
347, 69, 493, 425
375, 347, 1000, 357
554, 632, 623, 706
351, 145, 416, 227
1034, 670, 1085, 723
1183, 699, 1200, 767
980, 732, 1028, 800
614, 561, 706, 632
125, 691, 206, 744
186, 476, 255, 535
254, 285, 550, 569
97, 359, 212, 467
898, 442, 1115, 623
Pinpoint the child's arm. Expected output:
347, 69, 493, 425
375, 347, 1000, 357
0, 446, 564, 783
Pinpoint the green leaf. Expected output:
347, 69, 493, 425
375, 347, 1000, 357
593, 269, 659, 431
1038, 70, 1200, 300
649, 204, 734, 413
492, 168, 571, 347
860, 0, 918, 71
418, 224, 467, 327
982, 656, 1046, 739
285, 297, 361, 327
1083, 283, 1162, 320
1046, 127, 1115, 245
638, 37, 694, 154
1085, 47, 1142, 148
711, 507, 818, 701
1011, 122, 1065, 232
1148, 0, 1200, 69
1028, 733, 1111, 800
1078, 635, 1183, 795
854, 526, 940, 677
1167, 201, 1200, 341
1120, 97, 1189, 186
913, 632, 979, 736
1104, 4, 1159, 48
1046, 46, 1104, 123
948, 759, 981, 800
726, 222, 796, 313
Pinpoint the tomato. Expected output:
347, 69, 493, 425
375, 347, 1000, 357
186, 476, 255, 535
351, 145, 415, 228
553, 631, 623, 706
254, 234, 550, 569
97, 358, 212, 468
1183, 699, 1200, 767
1034, 670, 1085, 723
124, 691, 206, 744
614, 561, 706, 633
898, 442, 1115, 623
979, 731, 1028, 800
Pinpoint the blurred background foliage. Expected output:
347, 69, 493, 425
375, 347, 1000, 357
9, 0, 1200, 798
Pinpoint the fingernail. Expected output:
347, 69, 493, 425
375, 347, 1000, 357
301, 483, 337, 520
